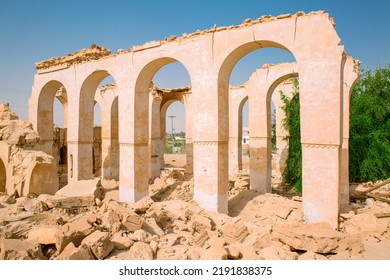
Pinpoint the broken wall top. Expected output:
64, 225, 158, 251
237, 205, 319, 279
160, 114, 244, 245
35, 11, 335, 73
0, 103, 40, 147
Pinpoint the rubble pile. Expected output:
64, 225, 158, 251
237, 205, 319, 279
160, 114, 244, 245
0, 103, 58, 196
1, 170, 389, 260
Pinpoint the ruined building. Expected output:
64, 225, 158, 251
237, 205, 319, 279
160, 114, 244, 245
20, 11, 361, 228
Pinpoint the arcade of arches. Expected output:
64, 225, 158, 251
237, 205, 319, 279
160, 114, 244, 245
28, 11, 361, 228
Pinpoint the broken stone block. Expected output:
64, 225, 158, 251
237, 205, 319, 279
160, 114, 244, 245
28, 225, 58, 245
56, 178, 103, 198
187, 246, 206, 260
122, 212, 143, 232
221, 217, 249, 244
298, 250, 328, 260
55, 217, 95, 252
111, 232, 133, 250
260, 246, 282, 260
142, 217, 165, 236
202, 235, 227, 260
100, 209, 121, 229
226, 244, 241, 259
133, 229, 152, 243
273, 222, 364, 255
156, 245, 189, 260
23, 198, 49, 213
55, 242, 94, 260
132, 196, 154, 214
190, 214, 212, 233
0, 238, 46, 260
50, 195, 95, 209
343, 213, 388, 236
128, 242, 154, 260
81, 230, 114, 260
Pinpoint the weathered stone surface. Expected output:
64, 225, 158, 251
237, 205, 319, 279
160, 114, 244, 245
298, 250, 328, 260
81, 230, 114, 260
202, 236, 227, 260
226, 244, 241, 259
28, 225, 58, 245
55, 242, 94, 260
56, 217, 95, 252
50, 195, 95, 209
133, 229, 152, 243
128, 242, 154, 260
56, 178, 104, 199
122, 212, 143, 232
132, 196, 154, 214
142, 217, 165, 236
260, 246, 282, 260
23, 198, 49, 212
0, 238, 46, 260
221, 217, 249, 243
274, 222, 364, 255
111, 232, 133, 250
190, 214, 212, 233
343, 213, 388, 236
156, 245, 188, 260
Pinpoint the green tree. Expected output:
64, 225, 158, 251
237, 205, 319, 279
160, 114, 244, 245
280, 79, 302, 192
349, 65, 390, 182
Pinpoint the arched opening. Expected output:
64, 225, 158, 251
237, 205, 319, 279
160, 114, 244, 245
121, 58, 192, 202
53, 95, 67, 176
93, 101, 102, 176
0, 158, 6, 193
149, 61, 191, 178
240, 98, 249, 170
74, 71, 117, 181
220, 41, 297, 203
162, 100, 186, 168
37, 80, 67, 157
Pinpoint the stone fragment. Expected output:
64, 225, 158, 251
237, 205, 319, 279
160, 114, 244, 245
28, 225, 58, 245
226, 244, 241, 259
55, 242, 94, 260
133, 229, 152, 243
190, 214, 212, 232
156, 245, 188, 260
343, 213, 388, 236
50, 195, 95, 209
0, 238, 46, 260
202, 236, 227, 260
23, 198, 49, 213
142, 217, 165, 236
221, 217, 249, 243
122, 212, 143, 232
260, 246, 282, 260
128, 242, 154, 260
274, 222, 364, 255
100, 210, 121, 229
187, 246, 206, 260
132, 196, 154, 214
55, 217, 95, 252
298, 250, 328, 260
81, 230, 114, 260
111, 232, 133, 250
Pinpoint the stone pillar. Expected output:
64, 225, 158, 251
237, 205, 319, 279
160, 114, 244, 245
247, 75, 272, 193
299, 54, 344, 229
340, 56, 360, 208
149, 94, 163, 178
272, 81, 294, 181
228, 86, 246, 177
192, 75, 228, 214
100, 93, 119, 180
183, 94, 193, 174
118, 81, 149, 203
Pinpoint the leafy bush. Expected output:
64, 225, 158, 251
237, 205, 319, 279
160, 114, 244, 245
349, 65, 390, 182
280, 79, 302, 192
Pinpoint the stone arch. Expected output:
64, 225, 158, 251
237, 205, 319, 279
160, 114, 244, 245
36, 80, 68, 156
72, 70, 117, 180
0, 157, 6, 193
120, 57, 192, 202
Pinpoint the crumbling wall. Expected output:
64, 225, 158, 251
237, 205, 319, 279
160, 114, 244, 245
0, 103, 58, 195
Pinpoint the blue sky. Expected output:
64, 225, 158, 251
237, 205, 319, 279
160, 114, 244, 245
0, 0, 389, 132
